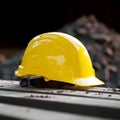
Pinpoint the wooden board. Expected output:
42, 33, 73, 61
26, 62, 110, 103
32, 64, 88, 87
0, 80, 120, 120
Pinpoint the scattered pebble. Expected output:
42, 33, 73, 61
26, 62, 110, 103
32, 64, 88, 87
108, 94, 112, 97
30, 94, 51, 98
86, 91, 89, 94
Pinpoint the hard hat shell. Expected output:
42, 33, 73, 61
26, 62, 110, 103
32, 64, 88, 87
15, 32, 104, 86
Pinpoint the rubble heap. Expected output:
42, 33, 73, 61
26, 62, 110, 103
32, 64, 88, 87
58, 15, 120, 88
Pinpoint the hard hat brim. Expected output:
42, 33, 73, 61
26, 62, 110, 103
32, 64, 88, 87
74, 76, 105, 86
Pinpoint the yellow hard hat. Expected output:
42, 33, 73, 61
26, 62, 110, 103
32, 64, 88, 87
15, 32, 104, 86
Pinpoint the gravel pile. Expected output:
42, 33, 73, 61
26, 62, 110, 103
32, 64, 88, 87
0, 14, 120, 88
58, 15, 120, 88
0, 51, 24, 80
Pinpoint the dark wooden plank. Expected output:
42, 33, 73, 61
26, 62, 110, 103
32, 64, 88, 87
0, 80, 120, 120
0, 80, 120, 100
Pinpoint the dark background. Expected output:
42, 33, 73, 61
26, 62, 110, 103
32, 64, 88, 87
2, 0, 120, 48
